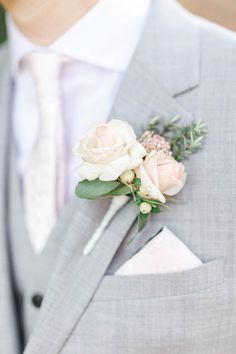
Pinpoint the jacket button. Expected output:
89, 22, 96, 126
32, 294, 43, 308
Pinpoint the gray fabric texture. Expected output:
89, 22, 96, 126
7, 140, 79, 346
0, 0, 236, 353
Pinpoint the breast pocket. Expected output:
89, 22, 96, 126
94, 258, 225, 300
67, 259, 232, 354
71, 258, 230, 354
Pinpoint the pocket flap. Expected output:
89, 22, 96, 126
94, 258, 225, 301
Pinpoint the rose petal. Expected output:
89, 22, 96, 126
95, 124, 117, 148
109, 120, 136, 145
143, 151, 160, 189
129, 142, 147, 169
79, 162, 104, 181
136, 163, 166, 203
161, 172, 187, 196
99, 155, 130, 181
158, 160, 187, 196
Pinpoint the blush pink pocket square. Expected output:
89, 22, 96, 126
115, 227, 202, 276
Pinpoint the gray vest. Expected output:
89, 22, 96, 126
7, 141, 76, 346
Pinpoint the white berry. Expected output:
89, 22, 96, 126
120, 170, 135, 184
140, 202, 152, 214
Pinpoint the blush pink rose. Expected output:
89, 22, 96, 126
73, 120, 146, 181
135, 151, 187, 203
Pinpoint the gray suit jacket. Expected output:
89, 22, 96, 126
1, 1, 236, 353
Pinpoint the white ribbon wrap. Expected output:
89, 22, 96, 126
83, 195, 130, 255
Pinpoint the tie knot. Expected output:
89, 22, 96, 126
23, 52, 64, 97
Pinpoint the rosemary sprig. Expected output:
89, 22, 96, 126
147, 116, 207, 162
170, 121, 207, 161
147, 115, 180, 135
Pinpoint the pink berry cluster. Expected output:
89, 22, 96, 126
141, 130, 172, 157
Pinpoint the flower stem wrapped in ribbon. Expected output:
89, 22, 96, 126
73, 117, 207, 254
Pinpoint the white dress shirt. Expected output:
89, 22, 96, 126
7, 0, 150, 197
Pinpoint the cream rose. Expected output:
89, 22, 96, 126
135, 151, 187, 203
73, 120, 147, 181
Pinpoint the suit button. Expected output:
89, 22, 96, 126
32, 294, 43, 308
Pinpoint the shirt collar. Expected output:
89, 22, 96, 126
7, 0, 151, 76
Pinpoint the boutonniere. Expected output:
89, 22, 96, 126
73, 116, 207, 255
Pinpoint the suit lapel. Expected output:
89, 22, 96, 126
0, 44, 20, 353
24, 198, 138, 354
25, 1, 200, 353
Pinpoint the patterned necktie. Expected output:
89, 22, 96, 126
23, 52, 65, 254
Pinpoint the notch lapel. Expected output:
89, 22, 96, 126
25, 1, 200, 353
0, 44, 20, 353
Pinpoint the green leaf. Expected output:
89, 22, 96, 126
170, 120, 207, 161
106, 184, 132, 196
133, 178, 141, 187
151, 206, 161, 214
138, 212, 149, 232
134, 194, 142, 206
76, 179, 120, 199
141, 197, 164, 206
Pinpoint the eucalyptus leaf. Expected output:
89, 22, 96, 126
134, 195, 142, 206
133, 178, 141, 187
106, 184, 132, 197
151, 206, 161, 214
138, 212, 149, 232
141, 197, 164, 206
76, 179, 120, 199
